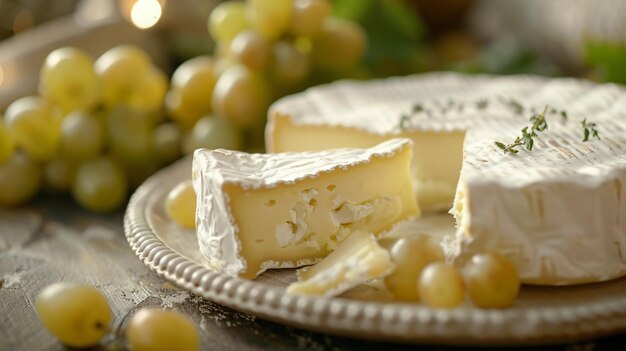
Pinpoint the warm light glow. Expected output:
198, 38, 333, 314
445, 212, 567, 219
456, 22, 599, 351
130, 0, 162, 29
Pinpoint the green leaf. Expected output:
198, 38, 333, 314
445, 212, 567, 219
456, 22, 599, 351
495, 141, 507, 150
333, 0, 425, 77
524, 138, 534, 151
585, 40, 626, 85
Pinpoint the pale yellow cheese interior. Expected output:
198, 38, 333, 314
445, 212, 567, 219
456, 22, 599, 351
269, 114, 465, 212
225, 144, 418, 278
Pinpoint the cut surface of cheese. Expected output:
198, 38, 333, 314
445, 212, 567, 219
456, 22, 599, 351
287, 231, 394, 297
267, 73, 626, 285
268, 115, 465, 212
192, 138, 419, 279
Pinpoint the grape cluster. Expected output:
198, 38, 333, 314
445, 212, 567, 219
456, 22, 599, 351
384, 233, 520, 309
180, 0, 367, 132
0, 46, 174, 211
0, 0, 366, 212
36, 283, 199, 350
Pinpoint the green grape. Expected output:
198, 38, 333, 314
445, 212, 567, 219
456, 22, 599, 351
208, 0, 248, 42
4, 96, 60, 162
183, 115, 242, 154
272, 41, 311, 86
246, 0, 293, 40
384, 233, 445, 301
39, 47, 100, 113
165, 90, 198, 130
127, 68, 168, 112
152, 122, 182, 165
165, 180, 196, 229
167, 56, 217, 128
59, 110, 104, 162
230, 30, 271, 70
312, 17, 366, 68
418, 262, 465, 308
0, 152, 41, 207
126, 309, 199, 351
106, 107, 154, 162
0, 122, 15, 165
214, 56, 237, 76
94, 45, 152, 107
290, 0, 331, 36
172, 56, 216, 98
214, 40, 232, 58
36, 283, 111, 348
464, 252, 520, 308
44, 158, 77, 192
212, 64, 269, 128
72, 157, 128, 212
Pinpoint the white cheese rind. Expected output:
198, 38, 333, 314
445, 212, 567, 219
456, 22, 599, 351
192, 138, 416, 278
267, 73, 626, 285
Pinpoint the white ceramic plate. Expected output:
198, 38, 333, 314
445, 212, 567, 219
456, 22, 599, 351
125, 156, 626, 346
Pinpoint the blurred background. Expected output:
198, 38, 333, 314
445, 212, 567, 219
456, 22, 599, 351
0, 0, 625, 212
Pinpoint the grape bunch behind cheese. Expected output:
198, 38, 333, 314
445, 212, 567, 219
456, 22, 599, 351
171, 0, 367, 131
0, 46, 179, 211
0, 0, 366, 212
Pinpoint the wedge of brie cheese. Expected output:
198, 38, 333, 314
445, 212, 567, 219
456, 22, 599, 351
192, 138, 419, 279
266, 73, 626, 285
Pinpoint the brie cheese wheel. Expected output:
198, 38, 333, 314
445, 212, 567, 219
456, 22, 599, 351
192, 138, 419, 279
266, 73, 626, 285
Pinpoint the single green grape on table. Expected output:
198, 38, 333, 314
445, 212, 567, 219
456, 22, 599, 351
165, 180, 197, 229
464, 252, 520, 308
418, 262, 466, 308
126, 308, 199, 351
35, 283, 111, 348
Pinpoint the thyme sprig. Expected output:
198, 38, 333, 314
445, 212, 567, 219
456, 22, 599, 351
581, 118, 600, 141
495, 106, 549, 154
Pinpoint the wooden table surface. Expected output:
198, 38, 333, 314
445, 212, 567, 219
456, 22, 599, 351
2, 194, 626, 351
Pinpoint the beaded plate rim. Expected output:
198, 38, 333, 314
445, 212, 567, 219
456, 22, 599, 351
124, 156, 626, 346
